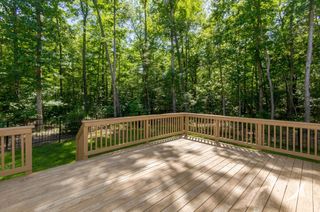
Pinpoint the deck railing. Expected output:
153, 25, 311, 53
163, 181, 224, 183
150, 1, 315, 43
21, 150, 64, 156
76, 113, 320, 161
76, 113, 185, 160
186, 113, 320, 161
0, 126, 33, 177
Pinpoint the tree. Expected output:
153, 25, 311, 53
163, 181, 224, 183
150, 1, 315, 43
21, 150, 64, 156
80, 0, 89, 114
92, 0, 121, 117
0, 0, 319, 125
35, 0, 44, 126
304, 0, 315, 122
265, 51, 274, 119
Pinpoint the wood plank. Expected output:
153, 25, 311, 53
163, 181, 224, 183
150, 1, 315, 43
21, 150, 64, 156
296, 161, 313, 212
229, 155, 283, 211
176, 151, 265, 212
129, 151, 254, 211
245, 156, 287, 211
0, 141, 211, 211
206, 153, 272, 212
0, 139, 193, 193
280, 159, 303, 212
145, 151, 256, 212
263, 157, 295, 211
141, 159, 237, 212
313, 163, 320, 212
70, 147, 229, 212
0, 137, 319, 212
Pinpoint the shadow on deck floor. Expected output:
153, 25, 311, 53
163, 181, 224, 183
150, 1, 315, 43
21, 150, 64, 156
0, 137, 319, 212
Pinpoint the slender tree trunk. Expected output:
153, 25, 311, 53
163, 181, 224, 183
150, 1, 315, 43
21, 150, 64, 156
11, 2, 20, 99
254, 0, 264, 116
217, 42, 226, 116
237, 59, 241, 116
304, 0, 315, 122
184, 30, 189, 111
265, 51, 274, 119
93, 0, 121, 117
35, 1, 43, 127
287, 1, 297, 117
170, 0, 176, 112
113, 0, 121, 117
142, 0, 151, 114
100, 44, 105, 102
80, 0, 88, 114
218, 54, 226, 116
56, 18, 63, 99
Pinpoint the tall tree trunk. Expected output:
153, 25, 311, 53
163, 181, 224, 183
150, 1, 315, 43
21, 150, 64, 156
35, 1, 43, 127
11, 2, 20, 99
93, 0, 120, 117
304, 0, 315, 122
80, 0, 88, 114
287, 1, 297, 117
218, 45, 226, 116
56, 17, 63, 99
265, 51, 274, 119
237, 57, 241, 116
113, 0, 121, 117
170, 0, 176, 112
142, 0, 151, 114
254, 0, 264, 116
184, 30, 189, 112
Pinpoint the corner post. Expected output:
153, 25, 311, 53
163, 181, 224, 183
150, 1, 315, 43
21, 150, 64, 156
76, 124, 88, 161
25, 127, 33, 175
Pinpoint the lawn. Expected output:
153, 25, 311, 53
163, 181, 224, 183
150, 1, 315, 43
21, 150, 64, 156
0, 140, 76, 181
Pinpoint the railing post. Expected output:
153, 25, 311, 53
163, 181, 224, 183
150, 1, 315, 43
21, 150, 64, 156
83, 126, 88, 159
25, 128, 33, 175
256, 123, 263, 149
145, 119, 149, 141
184, 115, 189, 137
215, 119, 220, 138
76, 125, 88, 161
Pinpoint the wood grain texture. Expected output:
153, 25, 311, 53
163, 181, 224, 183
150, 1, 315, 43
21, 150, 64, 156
0, 138, 319, 212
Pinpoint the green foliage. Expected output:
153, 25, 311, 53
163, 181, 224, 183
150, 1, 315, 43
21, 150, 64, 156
0, 0, 319, 124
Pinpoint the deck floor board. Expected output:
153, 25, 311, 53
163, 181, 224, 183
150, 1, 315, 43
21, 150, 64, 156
0, 138, 319, 212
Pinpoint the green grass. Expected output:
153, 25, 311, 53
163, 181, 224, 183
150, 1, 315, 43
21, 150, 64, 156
0, 140, 76, 181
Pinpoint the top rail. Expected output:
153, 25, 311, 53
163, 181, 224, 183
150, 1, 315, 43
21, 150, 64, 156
0, 126, 34, 137
184, 113, 320, 129
81, 113, 186, 126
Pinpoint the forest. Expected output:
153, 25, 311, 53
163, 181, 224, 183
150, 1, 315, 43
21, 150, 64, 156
0, 0, 319, 127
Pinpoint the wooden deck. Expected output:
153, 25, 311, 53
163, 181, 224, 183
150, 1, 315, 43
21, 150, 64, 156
0, 137, 319, 212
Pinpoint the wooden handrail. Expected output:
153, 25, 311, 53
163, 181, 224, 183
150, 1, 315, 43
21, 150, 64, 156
186, 114, 320, 161
81, 113, 186, 126
0, 126, 33, 177
76, 113, 185, 160
76, 113, 320, 161
184, 113, 320, 129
